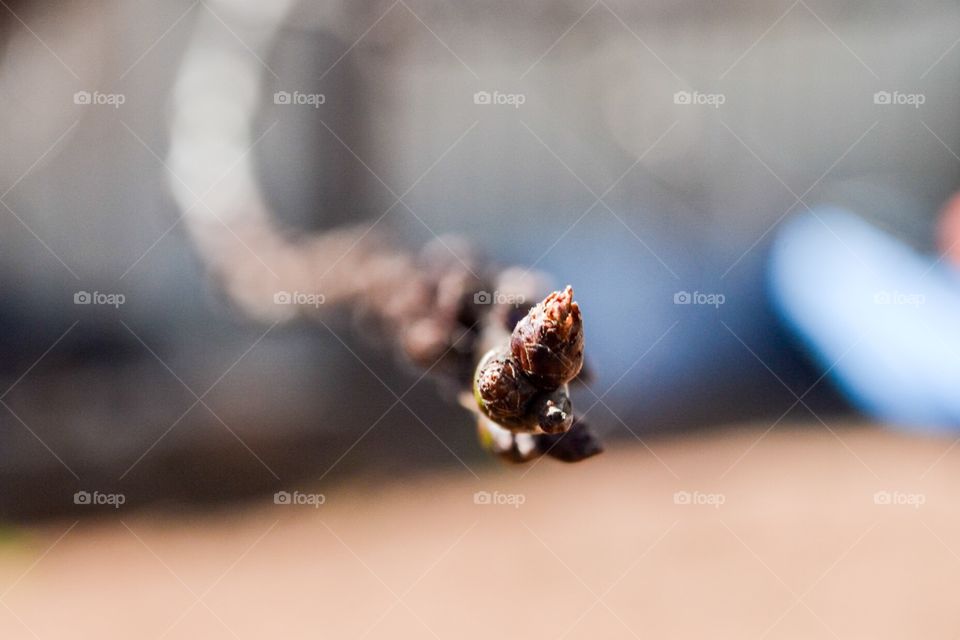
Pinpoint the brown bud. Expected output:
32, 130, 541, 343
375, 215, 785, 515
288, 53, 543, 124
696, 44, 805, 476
510, 286, 584, 388
474, 349, 537, 423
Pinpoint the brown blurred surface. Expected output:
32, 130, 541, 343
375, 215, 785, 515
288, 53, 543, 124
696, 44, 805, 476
1, 423, 959, 639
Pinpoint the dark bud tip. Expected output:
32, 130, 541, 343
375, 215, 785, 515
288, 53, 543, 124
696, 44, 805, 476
474, 349, 537, 423
510, 286, 584, 389
537, 418, 603, 463
532, 387, 574, 435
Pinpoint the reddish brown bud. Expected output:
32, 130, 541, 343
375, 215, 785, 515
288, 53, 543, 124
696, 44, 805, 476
510, 286, 584, 388
474, 349, 537, 423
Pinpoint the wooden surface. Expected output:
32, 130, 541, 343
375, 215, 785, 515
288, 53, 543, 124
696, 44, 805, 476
1, 423, 959, 639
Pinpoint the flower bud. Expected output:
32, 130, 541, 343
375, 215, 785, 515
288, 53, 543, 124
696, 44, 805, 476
473, 349, 537, 423
510, 286, 584, 388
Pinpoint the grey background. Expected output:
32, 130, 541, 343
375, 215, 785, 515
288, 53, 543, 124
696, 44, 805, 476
0, 0, 957, 516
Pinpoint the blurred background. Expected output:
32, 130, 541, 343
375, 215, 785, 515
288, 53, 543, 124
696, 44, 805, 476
2, 0, 960, 637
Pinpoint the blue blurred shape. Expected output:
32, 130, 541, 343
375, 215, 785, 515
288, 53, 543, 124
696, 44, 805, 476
769, 208, 960, 430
